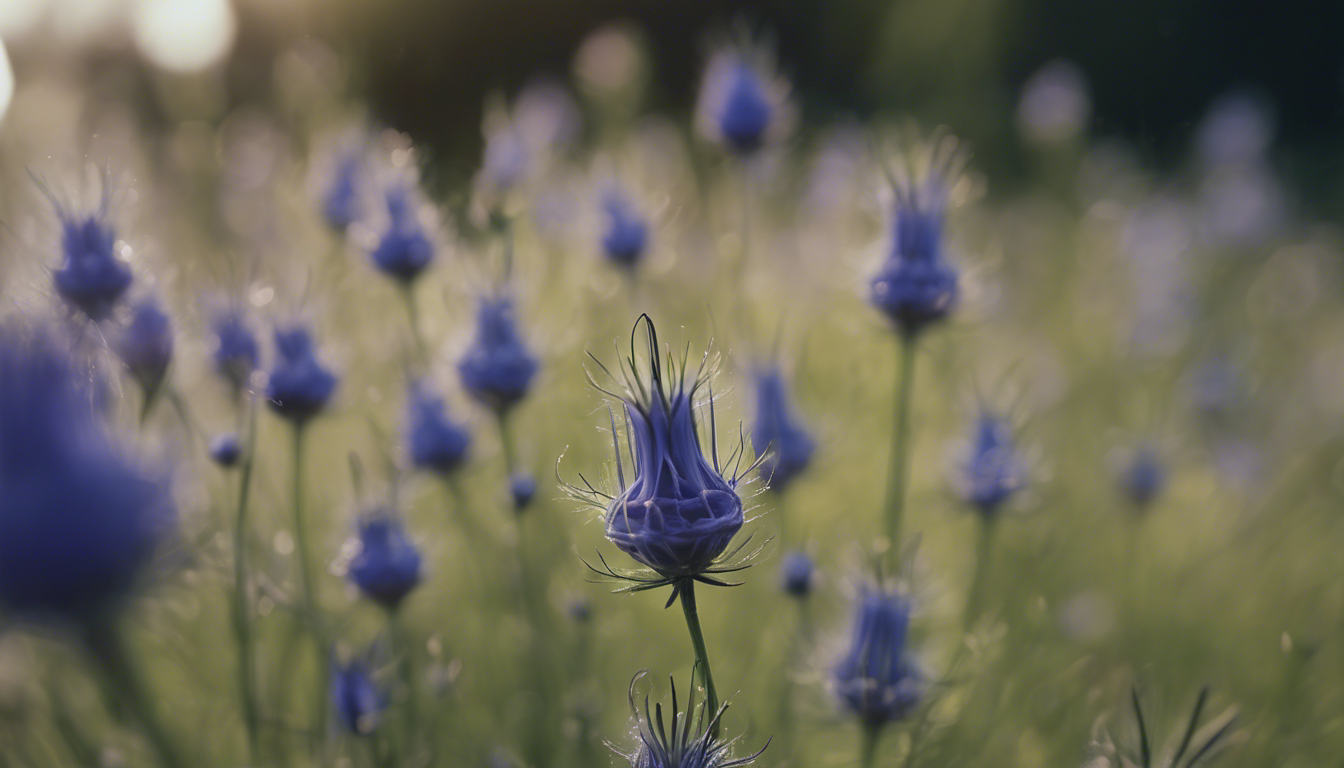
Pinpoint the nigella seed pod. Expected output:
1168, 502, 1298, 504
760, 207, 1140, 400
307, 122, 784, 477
578, 316, 760, 585
510, 473, 537, 511
959, 413, 1025, 516
370, 184, 435, 283
0, 327, 175, 620
322, 151, 362, 233
1119, 445, 1165, 510
601, 187, 650, 268
113, 296, 173, 396
780, 550, 813, 598
750, 367, 816, 492
614, 670, 768, 768
266, 325, 338, 424
50, 203, 133, 322
832, 586, 922, 728
347, 514, 422, 609
332, 657, 385, 735
212, 310, 260, 394
405, 381, 471, 476
869, 141, 962, 337
209, 433, 242, 468
457, 296, 538, 413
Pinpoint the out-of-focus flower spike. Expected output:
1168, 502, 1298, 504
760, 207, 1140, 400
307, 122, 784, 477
266, 323, 338, 424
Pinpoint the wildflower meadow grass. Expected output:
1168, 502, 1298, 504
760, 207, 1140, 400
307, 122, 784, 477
0, 17, 1340, 768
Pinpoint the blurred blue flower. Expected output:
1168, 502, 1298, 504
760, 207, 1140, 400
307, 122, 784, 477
370, 184, 435, 283
212, 309, 260, 394
332, 658, 385, 735
601, 317, 745, 581
601, 187, 650, 268
960, 413, 1025, 515
870, 157, 960, 336
1119, 445, 1165, 510
406, 381, 471, 475
480, 128, 529, 196
614, 671, 767, 768
322, 151, 362, 233
510, 473, 537, 511
750, 367, 816, 492
457, 296, 538, 413
833, 587, 922, 727
114, 296, 173, 395
780, 550, 813, 598
348, 514, 422, 609
209, 433, 242, 468
717, 62, 772, 154
266, 325, 338, 424
0, 327, 175, 620
51, 207, 132, 322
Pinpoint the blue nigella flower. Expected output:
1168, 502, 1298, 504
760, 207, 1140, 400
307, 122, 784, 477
51, 205, 132, 322
601, 188, 650, 268
833, 587, 922, 727
480, 128, 529, 196
348, 514, 423, 609
114, 296, 173, 395
322, 151, 362, 233
509, 473, 537, 511
370, 184, 435, 283
0, 327, 175, 620
780, 550, 814, 598
406, 381, 471, 475
750, 367, 816, 492
614, 671, 767, 768
332, 657, 385, 735
870, 154, 960, 337
1119, 445, 1165, 510
578, 316, 760, 590
209, 433, 242, 468
266, 325, 338, 424
960, 413, 1025, 515
457, 295, 538, 413
717, 62, 773, 154
213, 309, 260, 394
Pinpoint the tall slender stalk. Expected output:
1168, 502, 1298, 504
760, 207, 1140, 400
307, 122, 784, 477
883, 336, 918, 568
230, 394, 261, 761
677, 579, 721, 737
962, 516, 998, 633
401, 283, 428, 365
859, 723, 881, 768
82, 620, 187, 768
495, 410, 517, 482
388, 608, 422, 762
289, 424, 328, 752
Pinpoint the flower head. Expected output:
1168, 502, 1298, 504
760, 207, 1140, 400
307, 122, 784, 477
50, 202, 132, 322
209, 432, 242, 468
780, 550, 814, 598
322, 150, 363, 233
601, 187, 650, 268
266, 324, 338, 424
332, 657, 385, 735
113, 296, 173, 396
370, 183, 435, 283
750, 367, 815, 492
959, 413, 1025, 515
1118, 445, 1165, 510
510, 473, 537, 511
870, 141, 962, 336
212, 309, 260, 394
613, 670, 767, 768
457, 295, 538, 413
0, 327, 175, 620
832, 586, 922, 727
348, 513, 422, 609
406, 381, 471, 475
697, 48, 787, 156
574, 317, 762, 591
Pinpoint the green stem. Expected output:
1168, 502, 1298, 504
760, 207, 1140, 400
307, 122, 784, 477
859, 723, 882, 768
290, 424, 328, 753
883, 336, 918, 568
231, 395, 261, 761
388, 608, 422, 761
962, 516, 998, 633
677, 579, 721, 737
400, 283, 428, 365
82, 621, 188, 768
495, 410, 517, 480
